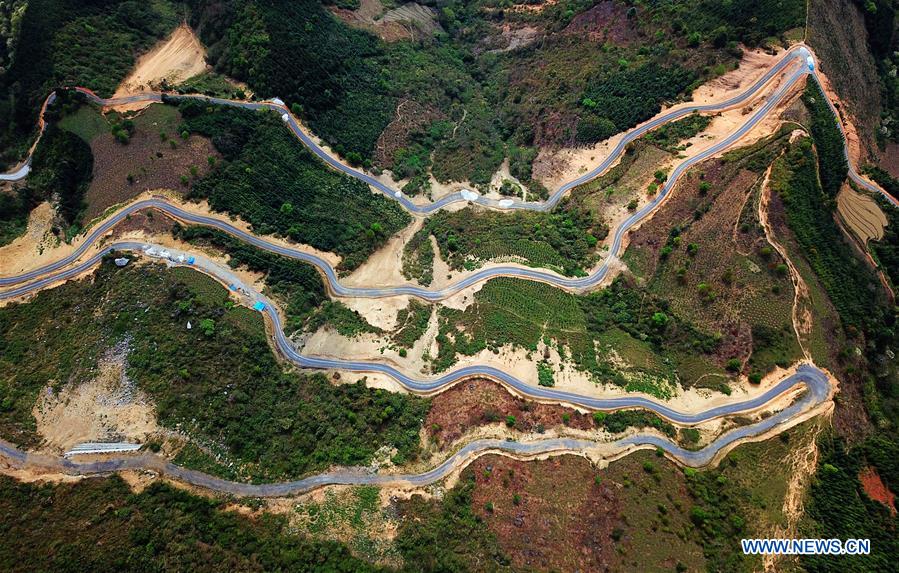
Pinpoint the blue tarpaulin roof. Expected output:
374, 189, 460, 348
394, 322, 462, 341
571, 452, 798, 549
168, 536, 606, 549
253, 301, 266, 311
187, 256, 195, 264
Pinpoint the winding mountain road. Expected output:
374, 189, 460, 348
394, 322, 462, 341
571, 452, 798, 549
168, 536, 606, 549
0, 48, 837, 301
0, 44, 857, 494
0, 238, 834, 495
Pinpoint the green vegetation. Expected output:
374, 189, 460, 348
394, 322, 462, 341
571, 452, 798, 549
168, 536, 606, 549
306, 301, 383, 339
0, 0, 179, 165
396, 472, 508, 571
413, 202, 605, 277
864, 167, 899, 289
771, 138, 886, 331
599, 410, 676, 437
802, 82, 848, 198
171, 71, 247, 99
432, 276, 720, 394
181, 0, 803, 187
680, 427, 701, 445
391, 301, 431, 349
577, 64, 697, 144
536, 361, 555, 387
401, 227, 435, 286
0, 260, 426, 479
800, 434, 899, 572
626, 126, 802, 383
297, 486, 398, 564
0, 475, 384, 572
188, 0, 393, 162
850, 0, 899, 147
644, 113, 712, 152
173, 224, 326, 333
570, 141, 668, 213
56, 101, 109, 144
175, 100, 410, 270
0, 119, 94, 238
0, 186, 38, 246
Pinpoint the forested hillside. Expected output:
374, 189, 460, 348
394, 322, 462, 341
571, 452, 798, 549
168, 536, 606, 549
0, 0, 180, 165
185, 0, 804, 187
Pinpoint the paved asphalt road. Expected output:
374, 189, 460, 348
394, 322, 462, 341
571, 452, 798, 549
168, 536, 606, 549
0, 51, 816, 298
0, 237, 833, 494
0, 360, 828, 496
0, 45, 847, 493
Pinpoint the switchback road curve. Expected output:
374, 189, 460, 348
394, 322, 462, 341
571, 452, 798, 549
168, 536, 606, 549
2, 46, 893, 211
0, 362, 827, 496
0, 54, 820, 299
0, 238, 835, 492
0, 45, 844, 494
0, 237, 832, 424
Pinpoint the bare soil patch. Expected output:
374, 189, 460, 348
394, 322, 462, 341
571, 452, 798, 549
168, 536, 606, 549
836, 185, 887, 244
113, 24, 208, 99
859, 466, 897, 515
485, 24, 541, 54
425, 379, 593, 447
468, 454, 619, 572
33, 344, 158, 454
331, 0, 441, 42
85, 105, 218, 220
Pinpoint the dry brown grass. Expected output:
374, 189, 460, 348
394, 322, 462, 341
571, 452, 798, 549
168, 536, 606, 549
836, 185, 887, 244
85, 105, 218, 220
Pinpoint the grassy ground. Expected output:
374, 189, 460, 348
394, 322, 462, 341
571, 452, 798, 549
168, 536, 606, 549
625, 127, 804, 381
69, 102, 219, 220
172, 71, 247, 99
411, 201, 604, 277
391, 301, 431, 349
432, 276, 722, 396
570, 141, 673, 214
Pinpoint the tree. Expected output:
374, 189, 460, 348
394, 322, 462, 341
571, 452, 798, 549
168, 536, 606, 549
199, 318, 215, 337
651, 312, 669, 328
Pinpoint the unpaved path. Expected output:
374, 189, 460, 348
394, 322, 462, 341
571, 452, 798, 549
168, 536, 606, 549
763, 420, 824, 572
758, 152, 813, 360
